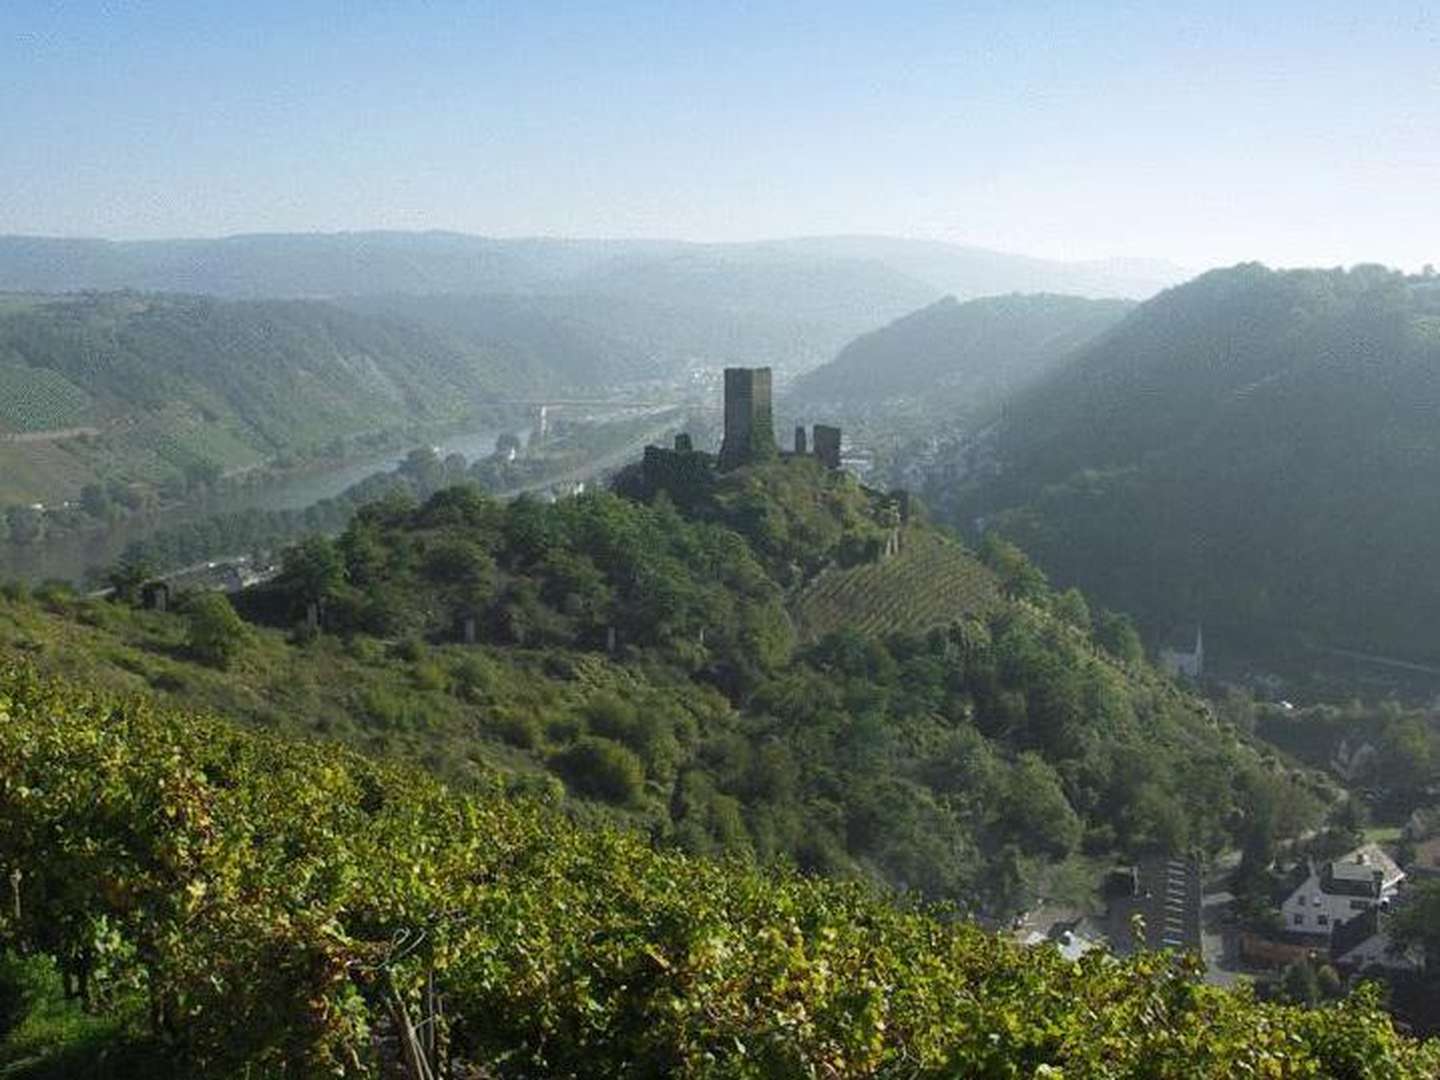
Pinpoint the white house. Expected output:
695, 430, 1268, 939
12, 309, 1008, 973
1280, 844, 1405, 937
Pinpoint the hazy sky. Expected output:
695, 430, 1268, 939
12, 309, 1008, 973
3, 1, 1437, 270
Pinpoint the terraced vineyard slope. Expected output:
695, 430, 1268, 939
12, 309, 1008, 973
792, 526, 999, 641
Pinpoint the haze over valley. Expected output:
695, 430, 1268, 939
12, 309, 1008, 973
2, 2, 1439, 1074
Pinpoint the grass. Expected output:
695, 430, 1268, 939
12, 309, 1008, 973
1364, 824, 1404, 847
0, 590, 692, 806
791, 528, 1000, 642
0, 953, 163, 1080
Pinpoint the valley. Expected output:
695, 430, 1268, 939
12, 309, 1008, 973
2, 244, 1438, 1075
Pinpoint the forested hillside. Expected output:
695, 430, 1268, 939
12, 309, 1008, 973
2, 664, 1432, 1076
1, 459, 1328, 918
0, 292, 526, 504
788, 293, 1132, 419
937, 265, 1440, 669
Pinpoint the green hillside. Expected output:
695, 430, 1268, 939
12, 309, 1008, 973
2, 663, 1432, 1076
1, 457, 1329, 918
0, 292, 528, 504
788, 293, 1132, 421
937, 265, 1440, 672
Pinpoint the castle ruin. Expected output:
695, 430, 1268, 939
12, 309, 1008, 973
638, 366, 844, 493
718, 367, 777, 470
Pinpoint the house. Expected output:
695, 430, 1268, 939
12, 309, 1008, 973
1158, 625, 1203, 680
1013, 904, 1104, 962
1330, 905, 1423, 973
1280, 844, 1404, 936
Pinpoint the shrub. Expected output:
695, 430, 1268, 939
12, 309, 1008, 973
551, 736, 646, 804
185, 592, 250, 670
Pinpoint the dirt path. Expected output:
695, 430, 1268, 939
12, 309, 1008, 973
0, 425, 102, 443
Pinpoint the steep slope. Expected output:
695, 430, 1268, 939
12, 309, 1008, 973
3, 663, 1431, 1076
0, 292, 528, 502
788, 293, 1132, 416
5, 455, 1328, 919
952, 264, 1440, 667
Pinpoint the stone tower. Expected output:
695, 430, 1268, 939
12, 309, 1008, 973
812, 424, 842, 470
718, 367, 776, 470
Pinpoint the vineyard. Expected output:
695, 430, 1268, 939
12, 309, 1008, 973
0, 362, 93, 433
110, 407, 268, 473
791, 527, 1000, 641
1, 661, 1436, 1077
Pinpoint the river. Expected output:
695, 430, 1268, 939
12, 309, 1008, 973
0, 423, 520, 585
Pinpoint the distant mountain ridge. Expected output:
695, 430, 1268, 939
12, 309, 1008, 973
788, 293, 1133, 417
0, 230, 1186, 303
0, 231, 1185, 388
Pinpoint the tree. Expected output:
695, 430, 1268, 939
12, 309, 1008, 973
1389, 879, 1440, 978
399, 448, 444, 494
183, 459, 223, 493
79, 483, 112, 519
550, 737, 645, 805
978, 533, 1047, 602
1280, 959, 1321, 1006
281, 535, 344, 603
1095, 610, 1143, 664
186, 592, 250, 669
107, 557, 154, 605
495, 431, 524, 459
1002, 752, 1082, 857
5, 505, 45, 545
1053, 587, 1091, 630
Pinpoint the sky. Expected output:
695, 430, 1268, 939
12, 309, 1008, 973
2, 1, 1437, 270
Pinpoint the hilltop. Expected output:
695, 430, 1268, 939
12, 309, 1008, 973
938, 264, 1440, 673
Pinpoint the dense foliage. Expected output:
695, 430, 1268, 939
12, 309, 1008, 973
1, 663, 1434, 1077
87, 410, 676, 585
923, 266, 1440, 669
224, 464, 1327, 912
